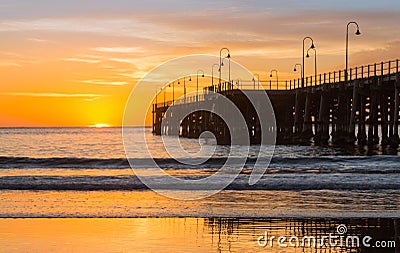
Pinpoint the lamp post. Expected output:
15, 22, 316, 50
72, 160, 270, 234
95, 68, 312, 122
293, 63, 302, 89
346, 21, 361, 83
236, 78, 242, 89
212, 63, 219, 91
302, 36, 315, 88
252, 73, 260, 90
196, 69, 204, 102
168, 81, 175, 105
270, 69, 278, 90
155, 88, 158, 105
219, 47, 230, 87
219, 57, 229, 91
306, 48, 317, 85
178, 76, 191, 103
163, 88, 166, 107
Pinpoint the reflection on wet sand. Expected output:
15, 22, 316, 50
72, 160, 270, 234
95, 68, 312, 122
206, 218, 399, 253
0, 218, 397, 252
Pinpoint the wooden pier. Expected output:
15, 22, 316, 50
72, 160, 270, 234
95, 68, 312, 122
153, 59, 400, 146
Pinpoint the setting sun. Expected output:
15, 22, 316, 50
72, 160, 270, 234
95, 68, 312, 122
89, 123, 112, 128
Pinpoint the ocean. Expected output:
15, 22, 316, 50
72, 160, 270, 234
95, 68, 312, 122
0, 127, 399, 217
0, 127, 399, 252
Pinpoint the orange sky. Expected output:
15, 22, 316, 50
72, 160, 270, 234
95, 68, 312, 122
1, 1, 400, 127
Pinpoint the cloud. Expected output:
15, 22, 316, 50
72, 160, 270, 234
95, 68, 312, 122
75, 80, 129, 86
351, 40, 400, 65
1, 9, 399, 58
0, 92, 106, 98
0, 18, 188, 44
0, 62, 21, 67
27, 38, 49, 43
61, 57, 101, 64
2, 1, 399, 21
118, 71, 148, 79
83, 97, 102, 102
91, 47, 146, 53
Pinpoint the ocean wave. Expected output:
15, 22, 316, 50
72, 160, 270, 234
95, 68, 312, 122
0, 174, 399, 191
1, 156, 400, 170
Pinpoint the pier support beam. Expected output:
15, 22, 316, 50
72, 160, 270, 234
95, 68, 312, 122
294, 90, 303, 136
301, 92, 313, 142
368, 90, 380, 145
390, 74, 400, 146
332, 93, 351, 144
357, 95, 367, 145
348, 81, 359, 143
381, 94, 389, 145
315, 91, 330, 144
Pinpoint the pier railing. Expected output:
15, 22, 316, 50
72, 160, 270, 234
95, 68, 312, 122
154, 59, 400, 108
293, 59, 399, 89
214, 59, 400, 91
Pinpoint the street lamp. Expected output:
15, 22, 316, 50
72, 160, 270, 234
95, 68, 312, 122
168, 81, 175, 105
270, 69, 278, 90
196, 69, 205, 102
293, 63, 302, 89
155, 88, 159, 105
302, 36, 315, 88
211, 63, 219, 90
306, 47, 317, 85
252, 73, 260, 90
346, 21, 361, 83
236, 78, 242, 89
219, 47, 230, 87
163, 88, 166, 107
219, 56, 230, 91
178, 76, 191, 103
220, 56, 229, 68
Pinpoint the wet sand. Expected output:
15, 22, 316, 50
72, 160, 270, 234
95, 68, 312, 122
0, 218, 398, 253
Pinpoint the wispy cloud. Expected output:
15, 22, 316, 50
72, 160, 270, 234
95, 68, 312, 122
0, 18, 187, 44
91, 47, 146, 53
118, 71, 148, 79
0, 92, 106, 98
61, 57, 101, 64
83, 97, 102, 102
0, 62, 21, 67
106, 56, 168, 70
28, 38, 49, 43
75, 80, 129, 86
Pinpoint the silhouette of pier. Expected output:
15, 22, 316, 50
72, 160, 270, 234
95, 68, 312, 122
153, 59, 400, 146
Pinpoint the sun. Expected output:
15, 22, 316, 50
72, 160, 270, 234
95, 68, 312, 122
89, 123, 112, 128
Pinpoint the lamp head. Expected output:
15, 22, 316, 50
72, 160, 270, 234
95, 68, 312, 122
202, 74, 205, 77
270, 74, 273, 77
294, 68, 297, 72
221, 62, 224, 67
178, 81, 180, 84
355, 29, 361, 35
227, 53, 231, 58
310, 43, 315, 49
306, 53, 310, 58
189, 77, 191, 81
